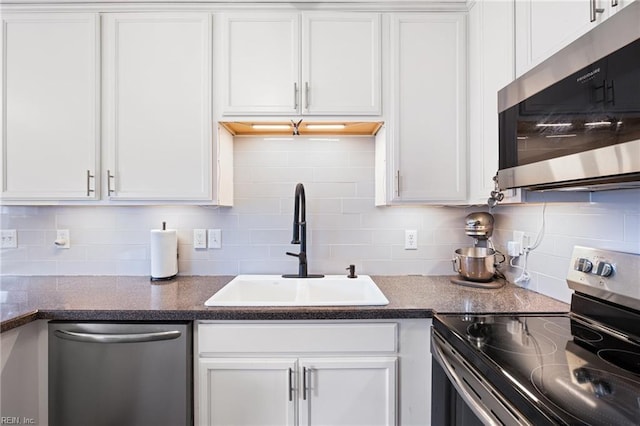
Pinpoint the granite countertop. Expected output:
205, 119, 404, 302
0, 275, 569, 333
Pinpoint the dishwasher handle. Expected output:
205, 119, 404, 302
54, 329, 182, 344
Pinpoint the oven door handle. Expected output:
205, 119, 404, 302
432, 333, 504, 426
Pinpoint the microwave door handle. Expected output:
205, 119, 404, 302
54, 329, 182, 344
431, 335, 503, 426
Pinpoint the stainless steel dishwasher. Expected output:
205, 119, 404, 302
49, 321, 192, 426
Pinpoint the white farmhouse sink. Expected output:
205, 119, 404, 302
204, 275, 389, 307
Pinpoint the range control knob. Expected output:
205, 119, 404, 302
594, 262, 614, 277
574, 258, 593, 273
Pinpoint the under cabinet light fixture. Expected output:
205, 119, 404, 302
584, 121, 623, 126
251, 124, 291, 130
536, 123, 572, 128
305, 124, 346, 130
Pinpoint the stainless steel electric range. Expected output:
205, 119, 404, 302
432, 246, 640, 425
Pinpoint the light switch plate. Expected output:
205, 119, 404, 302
208, 229, 221, 249
193, 229, 207, 249
1, 229, 17, 248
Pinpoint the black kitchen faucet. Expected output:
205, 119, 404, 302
283, 183, 324, 278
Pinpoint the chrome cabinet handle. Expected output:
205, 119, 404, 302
294, 82, 299, 110
302, 366, 308, 400
54, 329, 182, 344
395, 170, 400, 197
86, 170, 95, 197
107, 170, 115, 195
288, 368, 294, 401
304, 82, 310, 110
590, 0, 605, 22
611, 0, 618, 7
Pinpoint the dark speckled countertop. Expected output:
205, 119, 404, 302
0, 275, 569, 333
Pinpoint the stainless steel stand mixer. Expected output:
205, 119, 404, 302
451, 212, 505, 288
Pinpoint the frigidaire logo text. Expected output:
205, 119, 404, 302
576, 68, 601, 83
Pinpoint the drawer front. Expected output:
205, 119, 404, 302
198, 322, 397, 354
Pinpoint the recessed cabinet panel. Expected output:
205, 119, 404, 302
514, 0, 633, 77
0, 14, 99, 200
199, 358, 297, 426
302, 13, 381, 115
390, 14, 467, 202
221, 13, 299, 115
299, 357, 397, 426
220, 12, 381, 116
103, 13, 212, 200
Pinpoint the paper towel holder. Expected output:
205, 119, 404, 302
150, 221, 178, 282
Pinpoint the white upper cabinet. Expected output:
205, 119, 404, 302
383, 13, 467, 203
0, 13, 100, 201
221, 13, 300, 115
103, 13, 214, 201
515, 0, 634, 77
302, 13, 381, 115
220, 12, 381, 116
467, 0, 516, 205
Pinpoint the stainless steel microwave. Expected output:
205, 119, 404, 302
497, 1, 640, 191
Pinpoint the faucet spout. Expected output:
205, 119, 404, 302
283, 183, 323, 279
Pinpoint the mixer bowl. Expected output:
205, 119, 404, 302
452, 247, 496, 282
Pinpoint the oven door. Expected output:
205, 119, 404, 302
431, 329, 531, 426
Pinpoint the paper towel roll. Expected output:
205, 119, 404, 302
150, 227, 178, 280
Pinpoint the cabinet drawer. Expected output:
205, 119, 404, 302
198, 322, 397, 354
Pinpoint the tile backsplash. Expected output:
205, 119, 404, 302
1, 136, 639, 304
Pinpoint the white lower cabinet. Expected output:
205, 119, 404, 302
199, 357, 396, 426
199, 358, 297, 425
197, 320, 431, 426
0, 320, 48, 425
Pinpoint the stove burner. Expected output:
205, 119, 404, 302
466, 318, 557, 355
531, 364, 640, 426
572, 326, 604, 343
543, 320, 603, 343
597, 349, 640, 375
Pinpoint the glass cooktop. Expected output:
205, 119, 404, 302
434, 314, 640, 425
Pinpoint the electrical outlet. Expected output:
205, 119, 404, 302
513, 231, 524, 255
1, 229, 17, 248
193, 229, 207, 249
208, 229, 221, 249
55, 229, 70, 249
404, 230, 418, 250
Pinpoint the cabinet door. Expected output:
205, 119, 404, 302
302, 13, 381, 115
299, 357, 397, 426
467, 0, 515, 204
389, 14, 467, 202
103, 13, 212, 201
221, 13, 300, 115
198, 358, 297, 426
515, 0, 605, 77
0, 14, 99, 201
